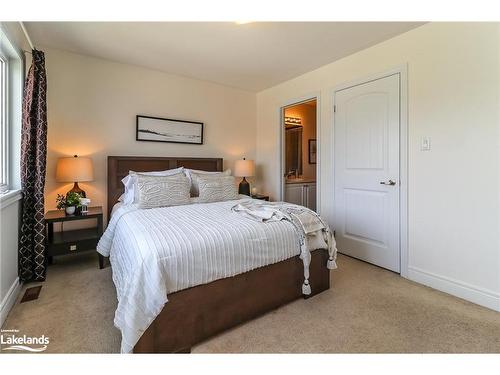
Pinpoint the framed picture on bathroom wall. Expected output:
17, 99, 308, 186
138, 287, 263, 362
136, 115, 204, 145
308, 139, 317, 164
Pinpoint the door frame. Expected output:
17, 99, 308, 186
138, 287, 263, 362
331, 65, 409, 277
278, 92, 321, 213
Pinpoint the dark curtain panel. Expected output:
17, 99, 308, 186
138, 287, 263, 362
19, 50, 48, 282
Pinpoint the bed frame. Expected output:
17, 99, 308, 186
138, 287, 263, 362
107, 156, 330, 353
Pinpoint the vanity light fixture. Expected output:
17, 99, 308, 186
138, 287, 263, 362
284, 116, 302, 126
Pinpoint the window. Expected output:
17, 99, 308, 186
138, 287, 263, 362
0, 52, 7, 193
0, 27, 22, 195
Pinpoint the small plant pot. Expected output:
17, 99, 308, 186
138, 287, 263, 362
65, 206, 76, 215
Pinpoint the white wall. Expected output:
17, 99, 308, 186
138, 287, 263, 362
43, 48, 257, 221
256, 22, 500, 311
0, 198, 21, 325
0, 22, 27, 326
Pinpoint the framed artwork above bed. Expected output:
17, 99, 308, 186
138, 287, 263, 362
136, 115, 204, 145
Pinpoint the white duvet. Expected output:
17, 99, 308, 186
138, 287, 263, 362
98, 198, 329, 353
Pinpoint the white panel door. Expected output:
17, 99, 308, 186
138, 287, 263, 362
334, 74, 400, 272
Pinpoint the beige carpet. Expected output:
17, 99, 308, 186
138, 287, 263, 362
2, 252, 499, 353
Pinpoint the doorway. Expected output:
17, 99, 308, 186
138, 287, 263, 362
280, 98, 318, 212
333, 70, 407, 274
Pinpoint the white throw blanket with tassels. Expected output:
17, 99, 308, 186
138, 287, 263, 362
231, 200, 338, 296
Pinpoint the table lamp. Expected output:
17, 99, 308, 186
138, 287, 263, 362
56, 155, 94, 198
234, 158, 255, 196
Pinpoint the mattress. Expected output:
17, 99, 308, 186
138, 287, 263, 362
97, 197, 304, 353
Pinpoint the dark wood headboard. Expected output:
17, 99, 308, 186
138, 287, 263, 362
107, 156, 223, 218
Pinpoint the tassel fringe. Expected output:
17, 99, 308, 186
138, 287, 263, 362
327, 257, 337, 270
302, 280, 311, 295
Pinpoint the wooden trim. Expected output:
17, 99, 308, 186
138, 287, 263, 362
134, 248, 330, 353
107, 156, 223, 219
278, 94, 320, 211
0, 277, 21, 327
0, 189, 22, 210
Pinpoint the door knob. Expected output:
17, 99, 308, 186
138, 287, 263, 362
380, 179, 396, 186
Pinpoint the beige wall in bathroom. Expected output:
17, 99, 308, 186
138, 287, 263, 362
284, 102, 317, 180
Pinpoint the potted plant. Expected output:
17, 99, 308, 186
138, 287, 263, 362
56, 192, 82, 215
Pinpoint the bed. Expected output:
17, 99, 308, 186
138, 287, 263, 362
103, 156, 332, 353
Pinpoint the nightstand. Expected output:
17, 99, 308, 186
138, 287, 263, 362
45, 206, 104, 269
251, 194, 270, 201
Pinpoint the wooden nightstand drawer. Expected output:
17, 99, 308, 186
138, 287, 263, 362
48, 229, 100, 256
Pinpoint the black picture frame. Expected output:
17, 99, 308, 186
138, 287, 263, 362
136, 115, 204, 145
308, 139, 317, 164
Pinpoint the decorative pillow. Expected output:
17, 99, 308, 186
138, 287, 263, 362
196, 175, 238, 203
185, 169, 231, 197
135, 174, 191, 209
121, 167, 184, 204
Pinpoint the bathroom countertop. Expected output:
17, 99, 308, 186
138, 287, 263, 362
285, 178, 316, 184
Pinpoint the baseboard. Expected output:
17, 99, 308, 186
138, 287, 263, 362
408, 266, 500, 312
0, 277, 21, 327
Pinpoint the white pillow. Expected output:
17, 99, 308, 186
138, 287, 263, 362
185, 169, 231, 197
135, 174, 191, 209
121, 167, 184, 204
196, 174, 238, 203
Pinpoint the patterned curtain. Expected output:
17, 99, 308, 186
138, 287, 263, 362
19, 50, 48, 282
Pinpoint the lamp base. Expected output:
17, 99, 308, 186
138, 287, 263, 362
238, 177, 250, 196
68, 182, 86, 198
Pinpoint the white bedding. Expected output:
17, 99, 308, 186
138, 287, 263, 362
98, 197, 329, 353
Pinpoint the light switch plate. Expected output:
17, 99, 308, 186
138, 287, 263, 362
421, 137, 431, 151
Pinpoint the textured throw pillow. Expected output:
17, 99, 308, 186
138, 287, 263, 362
185, 169, 231, 197
121, 167, 184, 204
196, 175, 238, 203
135, 173, 191, 209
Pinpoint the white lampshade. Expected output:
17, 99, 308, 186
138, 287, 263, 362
56, 155, 94, 182
234, 159, 255, 177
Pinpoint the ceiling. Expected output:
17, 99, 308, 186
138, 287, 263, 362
25, 22, 423, 92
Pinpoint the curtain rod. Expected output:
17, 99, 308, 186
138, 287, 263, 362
19, 21, 35, 51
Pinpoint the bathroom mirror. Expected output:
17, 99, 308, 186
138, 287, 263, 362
285, 126, 303, 177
